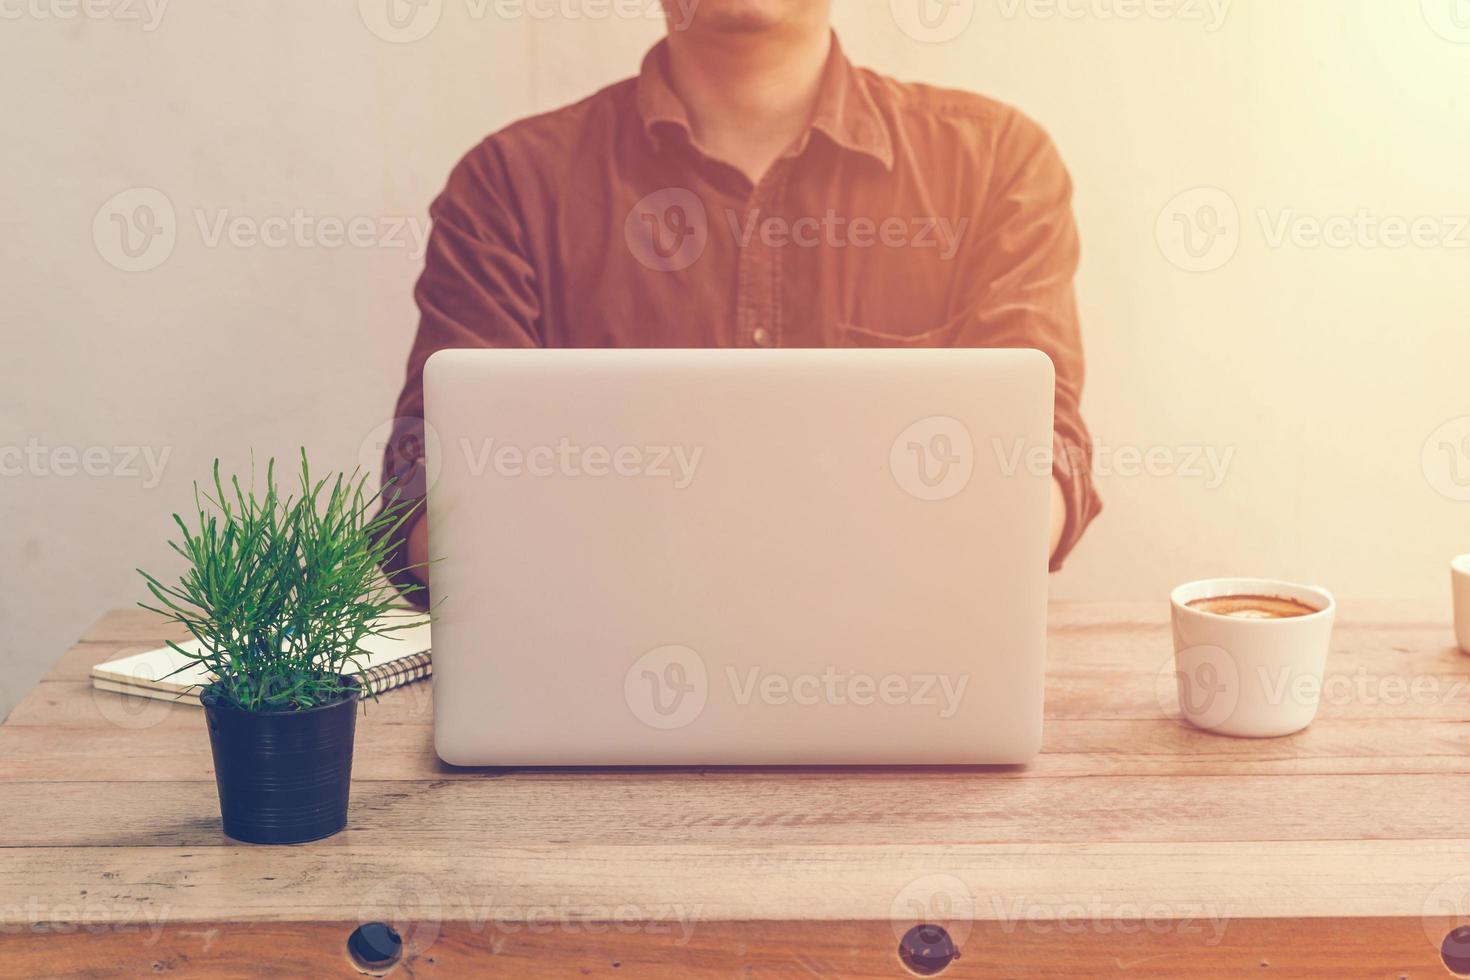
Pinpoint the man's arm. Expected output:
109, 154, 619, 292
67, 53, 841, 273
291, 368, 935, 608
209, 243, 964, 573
406, 512, 430, 584
1050, 475, 1067, 560
377, 140, 542, 602
954, 109, 1102, 569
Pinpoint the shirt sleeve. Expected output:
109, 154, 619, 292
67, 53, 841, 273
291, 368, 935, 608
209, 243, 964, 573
376, 140, 542, 606
950, 110, 1102, 570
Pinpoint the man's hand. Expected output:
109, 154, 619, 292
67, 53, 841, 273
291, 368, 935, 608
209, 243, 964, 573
1050, 476, 1067, 562
406, 513, 430, 585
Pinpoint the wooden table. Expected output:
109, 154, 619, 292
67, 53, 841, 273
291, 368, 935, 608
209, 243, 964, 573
3, 601, 1469, 978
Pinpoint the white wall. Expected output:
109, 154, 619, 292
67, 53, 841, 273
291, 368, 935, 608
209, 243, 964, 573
4, 0, 1469, 717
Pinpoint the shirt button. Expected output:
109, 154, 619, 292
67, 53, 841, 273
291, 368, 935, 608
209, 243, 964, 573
752, 327, 773, 348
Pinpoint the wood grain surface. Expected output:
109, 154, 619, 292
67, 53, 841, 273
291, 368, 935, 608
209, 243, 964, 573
2, 600, 1468, 978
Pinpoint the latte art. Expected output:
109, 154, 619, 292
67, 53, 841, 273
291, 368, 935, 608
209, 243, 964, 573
1186, 594, 1321, 620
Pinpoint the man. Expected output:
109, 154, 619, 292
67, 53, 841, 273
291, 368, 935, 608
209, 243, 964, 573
378, 0, 1100, 597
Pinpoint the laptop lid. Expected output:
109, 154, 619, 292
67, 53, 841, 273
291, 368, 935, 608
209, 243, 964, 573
425, 347, 1054, 765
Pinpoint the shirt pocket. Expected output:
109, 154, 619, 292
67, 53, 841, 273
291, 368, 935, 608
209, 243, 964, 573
834, 319, 961, 348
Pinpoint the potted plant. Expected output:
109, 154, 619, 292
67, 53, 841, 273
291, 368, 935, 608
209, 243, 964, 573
139, 452, 423, 844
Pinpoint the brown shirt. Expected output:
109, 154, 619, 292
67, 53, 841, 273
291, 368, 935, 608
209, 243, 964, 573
380, 34, 1101, 597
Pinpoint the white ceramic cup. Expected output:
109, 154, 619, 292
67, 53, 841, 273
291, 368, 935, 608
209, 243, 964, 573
1167, 578, 1336, 738
1453, 555, 1470, 656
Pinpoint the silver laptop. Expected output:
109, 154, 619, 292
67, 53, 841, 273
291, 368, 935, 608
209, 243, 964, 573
424, 348, 1054, 765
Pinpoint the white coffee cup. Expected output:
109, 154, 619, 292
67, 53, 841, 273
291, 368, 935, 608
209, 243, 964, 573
1453, 555, 1470, 656
1167, 578, 1336, 738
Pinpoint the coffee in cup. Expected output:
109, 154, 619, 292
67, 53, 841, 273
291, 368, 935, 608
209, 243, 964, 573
1168, 578, 1335, 738
1186, 594, 1322, 620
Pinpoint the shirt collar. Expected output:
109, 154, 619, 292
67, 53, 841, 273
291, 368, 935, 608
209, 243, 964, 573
635, 32, 895, 173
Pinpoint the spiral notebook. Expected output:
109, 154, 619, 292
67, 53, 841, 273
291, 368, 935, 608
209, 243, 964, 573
90, 611, 432, 704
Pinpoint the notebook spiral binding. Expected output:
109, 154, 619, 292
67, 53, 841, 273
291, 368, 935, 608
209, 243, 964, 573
357, 650, 433, 696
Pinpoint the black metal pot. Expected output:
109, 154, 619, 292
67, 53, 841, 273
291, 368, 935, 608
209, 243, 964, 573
202, 677, 360, 844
